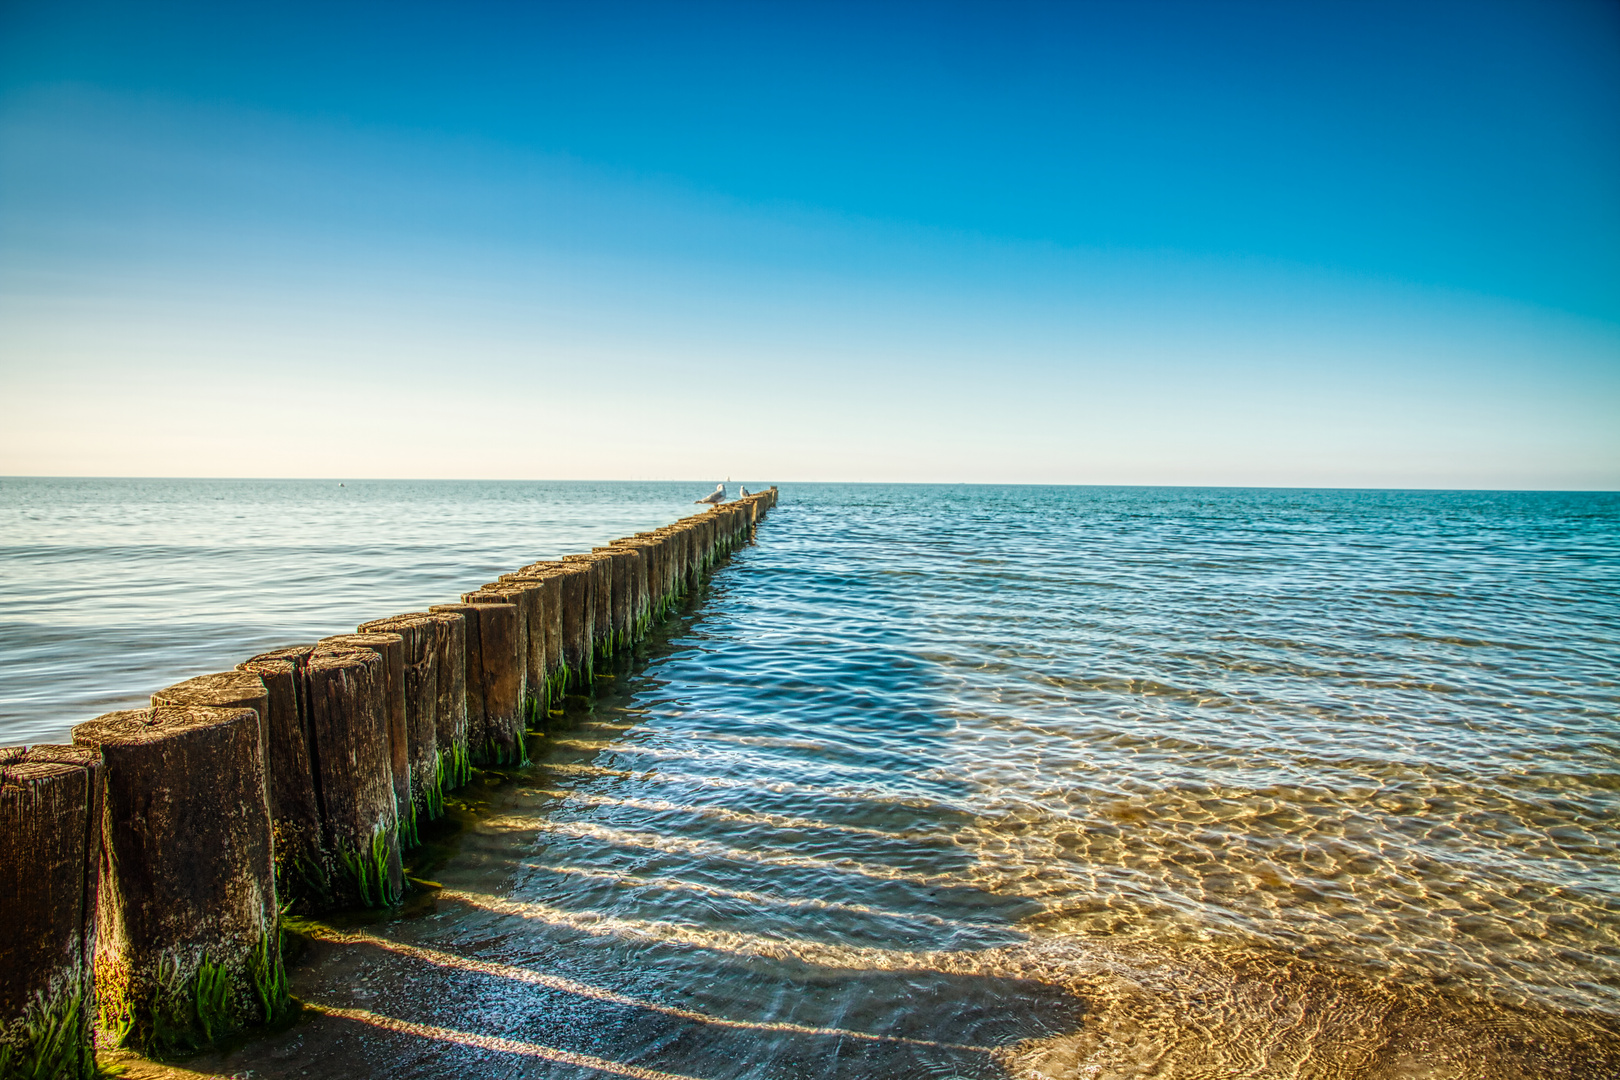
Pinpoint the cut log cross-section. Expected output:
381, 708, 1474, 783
150, 671, 271, 809
71, 706, 285, 1056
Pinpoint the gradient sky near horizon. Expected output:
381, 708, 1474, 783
2, 1, 1617, 487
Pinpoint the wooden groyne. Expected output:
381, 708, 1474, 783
0, 488, 777, 1073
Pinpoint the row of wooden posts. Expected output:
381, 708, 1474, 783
0, 489, 777, 1076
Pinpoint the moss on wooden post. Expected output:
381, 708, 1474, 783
0, 745, 100, 1080
624, 534, 669, 621
464, 600, 522, 765
71, 706, 286, 1056
424, 611, 470, 788
302, 651, 403, 909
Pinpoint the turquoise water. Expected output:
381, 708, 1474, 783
5, 480, 1619, 1076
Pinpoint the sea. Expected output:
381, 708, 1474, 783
3, 478, 1617, 1078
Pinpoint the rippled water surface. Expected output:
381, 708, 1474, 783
7, 481, 1620, 1078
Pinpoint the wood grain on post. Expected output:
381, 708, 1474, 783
531, 562, 593, 690
528, 574, 565, 706
674, 521, 700, 592
367, 611, 471, 791
590, 547, 633, 653
464, 585, 539, 725
498, 570, 568, 707
356, 615, 441, 821
301, 649, 402, 908
421, 611, 470, 789
611, 538, 656, 636
627, 533, 671, 620
563, 553, 614, 662
237, 648, 326, 906
319, 633, 412, 848
430, 603, 522, 765
0, 744, 100, 1078
656, 526, 688, 605
72, 706, 285, 1054
466, 600, 523, 764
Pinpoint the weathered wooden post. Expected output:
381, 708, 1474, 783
236, 647, 327, 906
563, 553, 614, 662
496, 572, 565, 709
683, 519, 706, 588
589, 547, 634, 654
657, 525, 690, 605
363, 611, 470, 791
611, 538, 655, 638
627, 533, 670, 621
528, 574, 565, 707
464, 584, 542, 726
430, 602, 522, 765
422, 610, 470, 789
302, 648, 403, 908
320, 633, 412, 847
0, 744, 100, 1079
525, 561, 594, 689
355, 615, 442, 821
72, 706, 286, 1055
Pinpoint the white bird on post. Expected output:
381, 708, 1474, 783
696, 483, 726, 506
739, 486, 751, 498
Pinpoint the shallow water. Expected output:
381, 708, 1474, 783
7, 481, 1620, 1077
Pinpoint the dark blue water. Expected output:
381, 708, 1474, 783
6, 480, 1618, 1077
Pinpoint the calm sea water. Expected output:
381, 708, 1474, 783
0, 478, 729, 744
6, 480, 1619, 1077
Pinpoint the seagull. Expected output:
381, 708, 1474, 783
695, 483, 726, 505
739, 486, 751, 498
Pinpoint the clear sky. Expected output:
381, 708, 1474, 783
2, 0, 1617, 487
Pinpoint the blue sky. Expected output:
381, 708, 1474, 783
2, 0, 1617, 486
